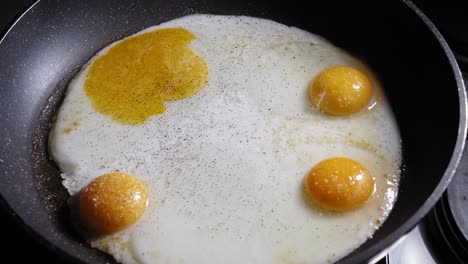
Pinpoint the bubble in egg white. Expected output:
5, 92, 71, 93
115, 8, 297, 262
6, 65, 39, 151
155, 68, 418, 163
49, 14, 401, 264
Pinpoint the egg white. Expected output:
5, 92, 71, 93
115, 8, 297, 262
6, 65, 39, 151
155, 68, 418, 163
49, 14, 401, 264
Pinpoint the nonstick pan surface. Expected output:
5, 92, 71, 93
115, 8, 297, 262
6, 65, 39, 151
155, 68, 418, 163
0, 0, 466, 263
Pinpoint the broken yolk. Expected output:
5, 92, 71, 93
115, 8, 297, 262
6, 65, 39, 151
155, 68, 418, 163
79, 172, 148, 234
84, 28, 208, 125
304, 157, 374, 212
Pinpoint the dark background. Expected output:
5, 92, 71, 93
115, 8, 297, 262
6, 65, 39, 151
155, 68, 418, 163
1, 0, 466, 263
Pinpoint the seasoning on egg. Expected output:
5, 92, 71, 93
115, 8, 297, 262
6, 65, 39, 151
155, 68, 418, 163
49, 15, 401, 264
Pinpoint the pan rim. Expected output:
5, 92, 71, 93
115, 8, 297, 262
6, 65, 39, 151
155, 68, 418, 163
348, 1, 468, 263
0, 0, 39, 45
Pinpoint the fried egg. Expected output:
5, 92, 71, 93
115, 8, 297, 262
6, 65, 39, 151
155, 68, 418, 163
49, 15, 401, 264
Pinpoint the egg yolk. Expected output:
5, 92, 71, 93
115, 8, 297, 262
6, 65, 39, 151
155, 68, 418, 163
309, 66, 372, 116
85, 28, 208, 125
304, 157, 374, 212
79, 172, 148, 234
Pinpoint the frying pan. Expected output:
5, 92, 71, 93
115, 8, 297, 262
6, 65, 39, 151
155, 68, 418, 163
0, 0, 466, 263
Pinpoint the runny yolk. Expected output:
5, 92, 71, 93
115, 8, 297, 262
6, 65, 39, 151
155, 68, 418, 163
84, 28, 208, 125
309, 66, 372, 116
79, 172, 148, 234
304, 157, 374, 212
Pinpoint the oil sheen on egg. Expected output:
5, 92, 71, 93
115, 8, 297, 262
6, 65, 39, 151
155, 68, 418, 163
49, 15, 401, 264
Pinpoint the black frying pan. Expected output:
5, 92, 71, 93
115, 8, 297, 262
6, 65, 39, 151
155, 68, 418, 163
0, 0, 466, 263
